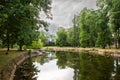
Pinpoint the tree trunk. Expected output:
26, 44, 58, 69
118, 30, 120, 48
115, 38, 118, 49
6, 30, 10, 55
118, 28, 120, 48
7, 42, 10, 51
19, 44, 23, 51
7, 32, 10, 51
102, 46, 105, 49
115, 29, 120, 49
118, 38, 120, 48
108, 44, 111, 49
11, 43, 14, 48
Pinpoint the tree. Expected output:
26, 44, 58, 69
80, 31, 89, 48
95, 11, 112, 48
72, 15, 80, 47
39, 31, 49, 46
78, 8, 89, 47
78, 8, 97, 47
84, 10, 98, 47
31, 39, 43, 49
108, 0, 120, 48
0, 0, 52, 52
67, 28, 74, 46
96, 0, 113, 48
56, 28, 68, 47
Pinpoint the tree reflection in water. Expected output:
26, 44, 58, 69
14, 57, 39, 80
113, 57, 120, 80
55, 51, 120, 80
79, 53, 114, 80
13, 51, 120, 80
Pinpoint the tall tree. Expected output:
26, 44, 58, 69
0, 0, 52, 52
56, 28, 68, 47
108, 0, 120, 48
39, 31, 49, 46
78, 8, 97, 47
67, 28, 74, 46
96, 0, 113, 48
78, 8, 90, 48
72, 15, 80, 47
95, 10, 112, 48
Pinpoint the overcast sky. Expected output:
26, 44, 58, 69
40, 0, 97, 34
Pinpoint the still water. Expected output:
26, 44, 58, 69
14, 51, 120, 80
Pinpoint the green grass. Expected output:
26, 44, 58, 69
0, 49, 27, 72
43, 46, 120, 53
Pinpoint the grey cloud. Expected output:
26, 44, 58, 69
40, 0, 97, 34
51, 0, 97, 27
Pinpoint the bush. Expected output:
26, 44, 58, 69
31, 39, 43, 49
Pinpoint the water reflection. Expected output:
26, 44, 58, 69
14, 57, 39, 80
55, 52, 114, 80
14, 51, 120, 80
113, 58, 120, 80
34, 59, 74, 80
79, 53, 114, 80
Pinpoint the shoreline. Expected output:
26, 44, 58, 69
0, 50, 43, 80
43, 47, 120, 57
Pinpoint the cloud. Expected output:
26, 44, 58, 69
40, 0, 97, 34
51, 0, 97, 27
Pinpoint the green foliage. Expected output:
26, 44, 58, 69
53, 2, 114, 48
72, 26, 80, 47
95, 0, 113, 48
95, 14, 112, 48
54, 7, 113, 48
96, 32, 106, 48
72, 15, 80, 47
1, 0, 119, 49
80, 31, 89, 48
56, 28, 68, 47
39, 31, 49, 46
0, 0, 51, 51
67, 28, 74, 46
31, 39, 43, 49
96, 0, 120, 49
78, 8, 97, 47
108, 0, 120, 48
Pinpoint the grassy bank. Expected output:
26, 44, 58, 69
43, 46, 120, 54
0, 49, 27, 72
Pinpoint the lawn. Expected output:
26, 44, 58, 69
0, 49, 27, 72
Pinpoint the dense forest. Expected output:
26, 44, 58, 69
56, 0, 120, 49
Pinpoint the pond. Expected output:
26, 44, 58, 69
14, 51, 120, 80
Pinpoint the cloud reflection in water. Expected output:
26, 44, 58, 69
33, 59, 74, 80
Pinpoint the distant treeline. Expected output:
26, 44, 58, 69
55, 0, 120, 49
